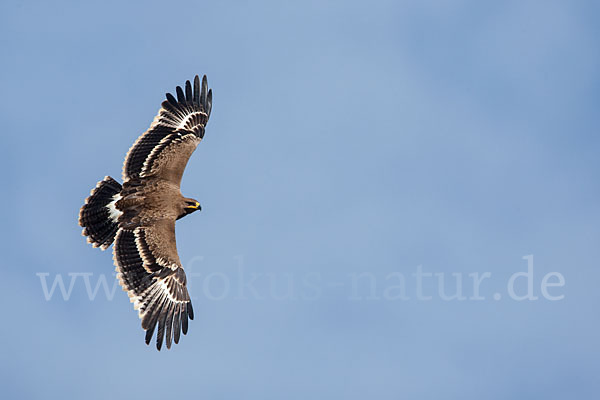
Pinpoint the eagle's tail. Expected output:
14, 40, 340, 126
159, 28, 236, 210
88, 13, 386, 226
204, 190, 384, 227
79, 176, 123, 250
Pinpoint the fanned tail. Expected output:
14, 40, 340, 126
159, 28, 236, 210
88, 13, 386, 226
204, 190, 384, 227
79, 176, 122, 250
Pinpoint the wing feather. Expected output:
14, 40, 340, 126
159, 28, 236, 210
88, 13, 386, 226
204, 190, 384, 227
122, 75, 211, 183
173, 305, 182, 344
113, 222, 193, 350
193, 76, 200, 104
165, 303, 175, 349
185, 80, 193, 102
182, 304, 189, 335
176, 85, 185, 103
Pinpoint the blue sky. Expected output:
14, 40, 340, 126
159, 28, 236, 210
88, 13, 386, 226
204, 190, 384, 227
1, 1, 599, 399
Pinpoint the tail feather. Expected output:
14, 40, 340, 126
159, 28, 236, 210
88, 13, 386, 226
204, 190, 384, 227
79, 176, 122, 250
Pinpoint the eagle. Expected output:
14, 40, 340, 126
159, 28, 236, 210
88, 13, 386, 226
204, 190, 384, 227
79, 75, 212, 350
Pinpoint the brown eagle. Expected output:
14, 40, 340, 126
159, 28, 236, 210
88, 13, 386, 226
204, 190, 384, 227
79, 75, 212, 350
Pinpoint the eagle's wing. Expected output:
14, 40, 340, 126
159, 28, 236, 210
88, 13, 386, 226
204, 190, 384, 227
113, 219, 193, 350
122, 75, 212, 186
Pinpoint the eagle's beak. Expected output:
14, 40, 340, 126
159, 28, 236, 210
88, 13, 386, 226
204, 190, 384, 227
185, 201, 201, 212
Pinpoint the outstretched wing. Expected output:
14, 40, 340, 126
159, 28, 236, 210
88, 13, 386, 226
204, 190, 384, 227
123, 75, 212, 186
113, 219, 194, 350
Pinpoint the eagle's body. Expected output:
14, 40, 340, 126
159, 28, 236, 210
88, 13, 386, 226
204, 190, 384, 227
118, 178, 190, 227
79, 75, 212, 350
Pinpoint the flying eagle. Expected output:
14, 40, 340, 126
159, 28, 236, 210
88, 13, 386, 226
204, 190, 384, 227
79, 75, 212, 350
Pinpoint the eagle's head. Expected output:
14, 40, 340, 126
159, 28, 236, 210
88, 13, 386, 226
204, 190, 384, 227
179, 198, 201, 220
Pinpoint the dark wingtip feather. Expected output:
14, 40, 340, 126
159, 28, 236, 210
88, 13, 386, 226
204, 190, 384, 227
193, 75, 200, 104
142, 294, 163, 334
182, 306, 189, 335
173, 305, 182, 344
145, 326, 154, 345
206, 89, 212, 118
187, 302, 194, 320
165, 304, 174, 349
185, 80, 192, 102
176, 86, 185, 103
166, 92, 177, 105
200, 76, 207, 106
156, 310, 167, 351
141, 308, 153, 331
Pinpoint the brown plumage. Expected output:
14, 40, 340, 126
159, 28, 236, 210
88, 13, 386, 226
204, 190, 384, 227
79, 75, 212, 350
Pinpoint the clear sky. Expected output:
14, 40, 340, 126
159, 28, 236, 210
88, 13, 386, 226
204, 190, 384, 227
1, 0, 599, 399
